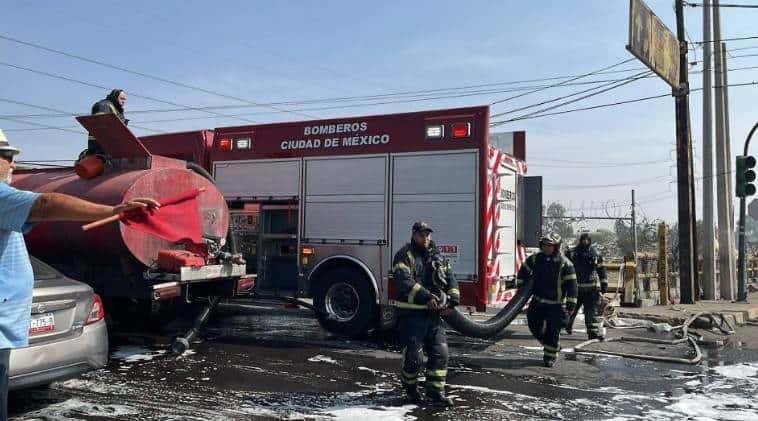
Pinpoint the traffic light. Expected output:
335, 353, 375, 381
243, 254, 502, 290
736, 155, 757, 197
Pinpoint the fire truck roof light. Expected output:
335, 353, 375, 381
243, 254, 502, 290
426, 125, 444, 139
235, 138, 252, 150
452, 122, 471, 139
219, 138, 233, 151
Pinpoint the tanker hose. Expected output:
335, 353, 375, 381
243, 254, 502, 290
186, 162, 238, 254
443, 278, 533, 339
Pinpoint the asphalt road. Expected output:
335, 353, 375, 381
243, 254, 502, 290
9, 301, 758, 420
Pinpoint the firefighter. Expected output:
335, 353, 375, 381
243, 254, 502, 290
85, 89, 128, 156
565, 233, 608, 340
392, 221, 459, 407
520, 233, 577, 367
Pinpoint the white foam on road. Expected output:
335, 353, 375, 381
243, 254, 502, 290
606, 362, 758, 420
111, 345, 167, 363
711, 362, 758, 380
12, 398, 138, 420
308, 354, 339, 364
322, 405, 417, 420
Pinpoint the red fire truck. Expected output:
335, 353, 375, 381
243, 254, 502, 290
140, 105, 542, 337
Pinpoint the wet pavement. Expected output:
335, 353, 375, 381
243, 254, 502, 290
9, 301, 758, 420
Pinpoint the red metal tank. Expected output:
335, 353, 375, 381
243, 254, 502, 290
12, 115, 229, 268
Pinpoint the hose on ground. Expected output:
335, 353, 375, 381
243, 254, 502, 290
443, 278, 533, 339
573, 312, 706, 364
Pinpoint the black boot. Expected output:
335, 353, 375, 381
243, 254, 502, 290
426, 389, 454, 407
404, 384, 423, 404
588, 331, 599, 340
543, 357, 556, 368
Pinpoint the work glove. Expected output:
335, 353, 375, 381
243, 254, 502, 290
448, 292, 460, 308
600, 281, 608, 294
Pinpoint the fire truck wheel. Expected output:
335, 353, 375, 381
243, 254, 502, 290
314, 267, 377, 337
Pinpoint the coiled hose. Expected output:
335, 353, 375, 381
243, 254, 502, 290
443, 278, 534, 338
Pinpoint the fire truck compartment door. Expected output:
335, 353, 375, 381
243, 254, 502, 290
304, 155, 387, 241
213, 159, 301, 199
391, 151, 477, 277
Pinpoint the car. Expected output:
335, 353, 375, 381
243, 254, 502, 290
8, 256, 108, 390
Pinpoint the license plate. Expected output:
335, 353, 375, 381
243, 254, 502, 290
29, 313, 55, 335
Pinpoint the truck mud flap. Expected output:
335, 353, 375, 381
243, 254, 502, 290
443, 278, 533, 339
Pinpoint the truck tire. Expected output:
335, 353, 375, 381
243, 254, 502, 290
313, 267, 376, 337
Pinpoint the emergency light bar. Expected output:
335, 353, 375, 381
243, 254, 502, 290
426, 125, 444, 139
452, 122, 471, 139
235, 137, 252, 150
219, 138, 233, 151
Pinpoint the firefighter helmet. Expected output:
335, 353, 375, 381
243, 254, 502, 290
539, 232, 562, 247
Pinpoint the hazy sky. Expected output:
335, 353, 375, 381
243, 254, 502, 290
1, 1, 756, 223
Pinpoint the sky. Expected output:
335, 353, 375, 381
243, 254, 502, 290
1, 1, 756, 223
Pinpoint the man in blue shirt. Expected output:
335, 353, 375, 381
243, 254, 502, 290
0, 130, 158, 420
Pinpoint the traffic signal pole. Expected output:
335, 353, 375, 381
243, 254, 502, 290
737, 122, 758, 302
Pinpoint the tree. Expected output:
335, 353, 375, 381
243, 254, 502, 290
614, 218, 660, 258
543, 202, 574, 240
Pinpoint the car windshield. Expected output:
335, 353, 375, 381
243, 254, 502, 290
30, 257, 60, 280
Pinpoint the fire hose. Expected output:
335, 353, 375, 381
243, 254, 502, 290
573, 312, 706, 365
443, 278, 534, 339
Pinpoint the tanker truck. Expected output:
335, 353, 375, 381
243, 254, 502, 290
13, 114, 250, 352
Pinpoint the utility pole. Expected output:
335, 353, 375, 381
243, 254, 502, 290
675, 0, 698, 304
722, 42, 735, 232
713, 0, 736, 300
632, 189, 639, 303
702, 0, 716, 300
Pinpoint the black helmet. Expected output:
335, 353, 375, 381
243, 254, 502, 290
539, 232, 562, 247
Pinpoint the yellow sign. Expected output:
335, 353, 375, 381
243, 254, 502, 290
627, 0, 680, 89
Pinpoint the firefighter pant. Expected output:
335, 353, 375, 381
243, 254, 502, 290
527, 302, 564, 362
567, 289, 604, 337
398, 310, 448, 392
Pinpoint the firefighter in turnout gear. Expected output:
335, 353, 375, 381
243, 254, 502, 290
565, 233, 608, 340
519, 233, 578, 367
85, 89, 128, 157
392, 221, 459, 407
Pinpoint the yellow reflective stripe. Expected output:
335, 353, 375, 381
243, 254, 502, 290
544, 350, 559, 358
562, 273, 577, 281
427, 381, 445, 390
448, 288, 459, 296
533, 296, 563, 305
406, 250, 415, 269
557, 262, 564, 301
393, 262, 411, 273
427, 369, 447, 378
543, 344, 560, 352
565, 297, 577, 304
408, 283, 422, 304
393, 301, 428, 310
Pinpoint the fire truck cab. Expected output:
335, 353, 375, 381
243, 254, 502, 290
140, 106, 542, 336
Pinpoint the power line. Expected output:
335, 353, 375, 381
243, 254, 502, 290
0, 34, 317, 120
490, 81, 758, 125
543, 175, 672, 190
494, 71, 652, 124
693, 35, 758, 44
489, 58, 635, 106
0, 97, 161, 133
491, 70, 651, 119
2, 55, 754, 121
0, 60, 259, 125
685, 2, 758, 8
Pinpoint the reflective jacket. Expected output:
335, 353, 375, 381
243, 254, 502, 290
392, 241, 459, 310
566, 244, 607, 289
517, 252, 578, 306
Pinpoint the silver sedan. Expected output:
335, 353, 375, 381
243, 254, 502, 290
9, 257, 108, 390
